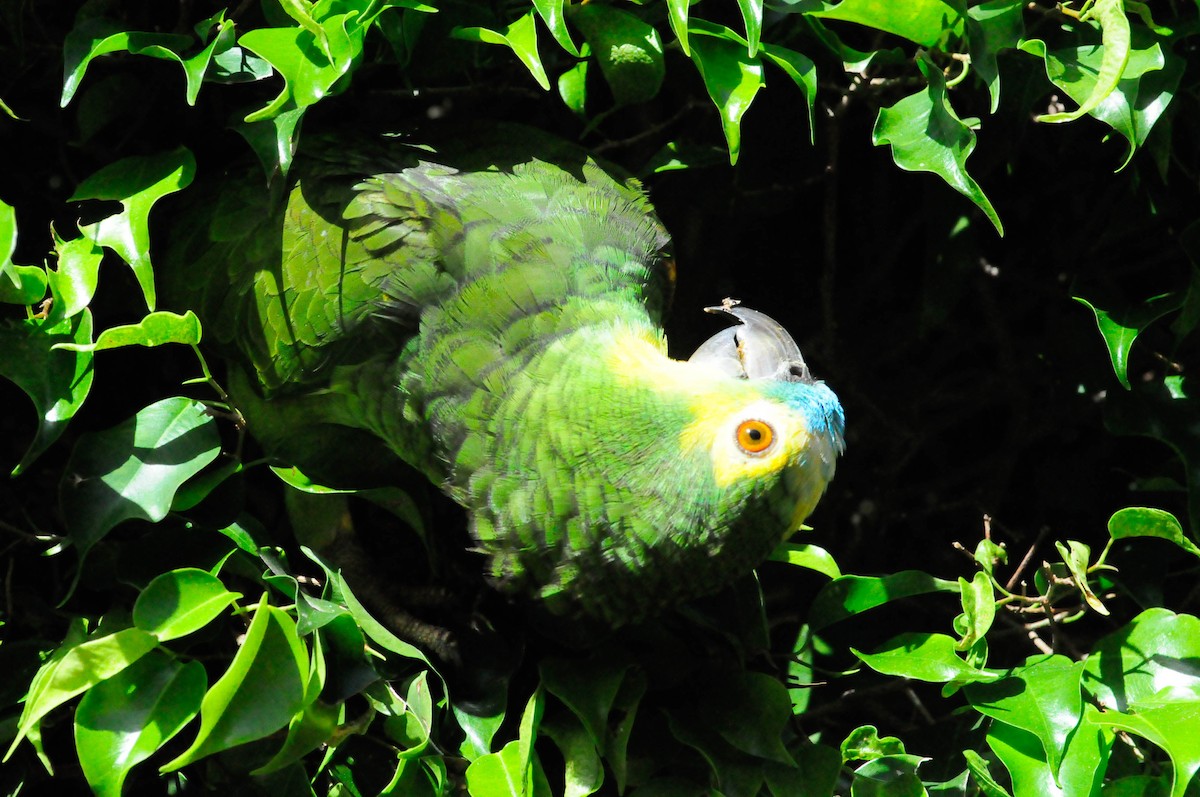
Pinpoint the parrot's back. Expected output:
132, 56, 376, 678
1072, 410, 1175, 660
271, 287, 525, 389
166, 125, 843, 624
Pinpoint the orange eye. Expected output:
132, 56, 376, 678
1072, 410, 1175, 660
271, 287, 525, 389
736, 420, 774, 454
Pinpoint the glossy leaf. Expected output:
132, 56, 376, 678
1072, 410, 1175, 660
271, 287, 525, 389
807, 0, 966, 46
466, 690, 549, 797
962, 749, 1013, 797
809, 570, 960, 632
956, 570, 996, 650
162, 598, 309, 769
62, 13, 235, 107
60, 397, 221, 559
666, 0, 690, 54
240, 11, 368, 122
252, 699, 340, 775
74, 651, 205, 797
133, 568, 242, 642
1107, 507, 1200, 559
5, 627, 159, 760
530, 0, 577, 56
333, 571, 434, 666
849, 753, 930, 796
453, 11, 550, 91
0, 310, 94, 475
758, 43, 817, 139
1025, 0, 1131, 124
735, 0, 763, 56
842, 725, 906, 761
45, 231, 103, 322
1074, 292, 1182, 389
1083, 608, 1200, 712
965, 655, 1084, 781
1089, 694, 1200, 797
985, 706, 1111, 797
688, 24, 765, 165
71, 148, 196, 310
541, 715, 604, 797
568, 5, 664, 106
966, 0, 1025, 113
770, 542, 841, 579
873, 56, 1002, 235
855, 633, 999, 684
0, 199, 48, 305
54, 310, 202, 352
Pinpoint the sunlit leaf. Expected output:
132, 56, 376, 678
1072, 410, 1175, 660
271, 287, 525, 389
872, 56, 1002, 235
985, 706, 1112, 797
4, 627, 159, 761
1053, 540, 1108, 615
806, 0, 966, 46
962, 749, 1013, 797
758, 43, 816, 140
1090, 692, 1200, 797
0, 310, 94, 475
770, 542, 841, 579
1074, 292, 1182, 389
74, 652, 205, 797
71, 148, 196, 310
60, 397, 221, 559
1107, 507, 1199, 559
162, 598, 309, 769
54, 310, 202, 352
688, 23, 764, 164
133, 569, 242, 642
966, 0, 1025, 113
1022, 0, 1131, 124
46, 231, 103, 322
855, 633, 999, 684
530, 0, 578, 56
453, 11, 550, 91
842, 725, 906, 761
1083, 608, 1200, 712
809, 570, 960, 632
957, 570, 996, 650
849, 753, 930, 796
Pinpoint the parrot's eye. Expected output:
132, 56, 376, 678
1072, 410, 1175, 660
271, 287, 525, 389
736, 420, 774, 454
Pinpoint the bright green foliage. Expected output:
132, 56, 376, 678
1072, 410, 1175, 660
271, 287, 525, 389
2, 1, 1200, 795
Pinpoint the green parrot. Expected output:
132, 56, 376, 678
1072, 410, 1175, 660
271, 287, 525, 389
166, 124, 844, 626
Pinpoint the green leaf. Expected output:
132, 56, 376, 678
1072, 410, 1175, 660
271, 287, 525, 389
332, 571, 434, 667
0, 199, 48, 306
956, 570, 996, 650
71, 148, 196, 310
530, 0, 578, 56
1083, 608, 1200, 712
74, 652, 205, 797
46, 231, 103, 322
855, 633, 999, 684
60, 397, 221, 560
1107, 507, 1200, 559
133, 569, 242, 642
453, 11, 550, 91
965, 655, 1084, 781
466, 690, 549, 797
807, 0, 966, 46
240, 11, 369, 122
1051, 539, 1108, 615
688, 23, 765, 165
62, 13, 236, 107
962, 749, 1013, 797
809, 570, 960, 632
540, 655, 628, 750
1073, 292, 1182, 389
1023, 0, 1131, 124
872, 56, 1002, 235
558, 58, 589, 116
162, 598, 310, 770
54, 310, 202, 352
849, 753, 930, 796
842, 725, 907, 761
770, 542, 842, 578
0, 310, 94, 475
541, 715, 604, 797
758, 43, 817, 141
1089, 694, 1200, 797
665, 0, 690, 54
233, 107, 306, 179
985, 706, 1112, 797
4, 627, 160, 761
252, 699, 340, 776
735, 0, 763, 56
966, 0, 1025, 113
568, 4, 664, 106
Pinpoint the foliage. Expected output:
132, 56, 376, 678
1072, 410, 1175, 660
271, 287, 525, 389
0, 0, 1198, 795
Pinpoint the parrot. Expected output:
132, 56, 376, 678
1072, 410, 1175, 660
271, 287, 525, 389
164, 124, 845, 627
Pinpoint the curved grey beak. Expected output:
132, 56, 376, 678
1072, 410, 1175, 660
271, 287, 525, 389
687, 300, 813, 383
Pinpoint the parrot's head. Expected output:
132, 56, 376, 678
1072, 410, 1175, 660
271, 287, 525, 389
679, 301, 845, 536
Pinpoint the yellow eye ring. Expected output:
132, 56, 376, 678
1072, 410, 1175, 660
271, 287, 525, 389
736, 419, 774, 454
